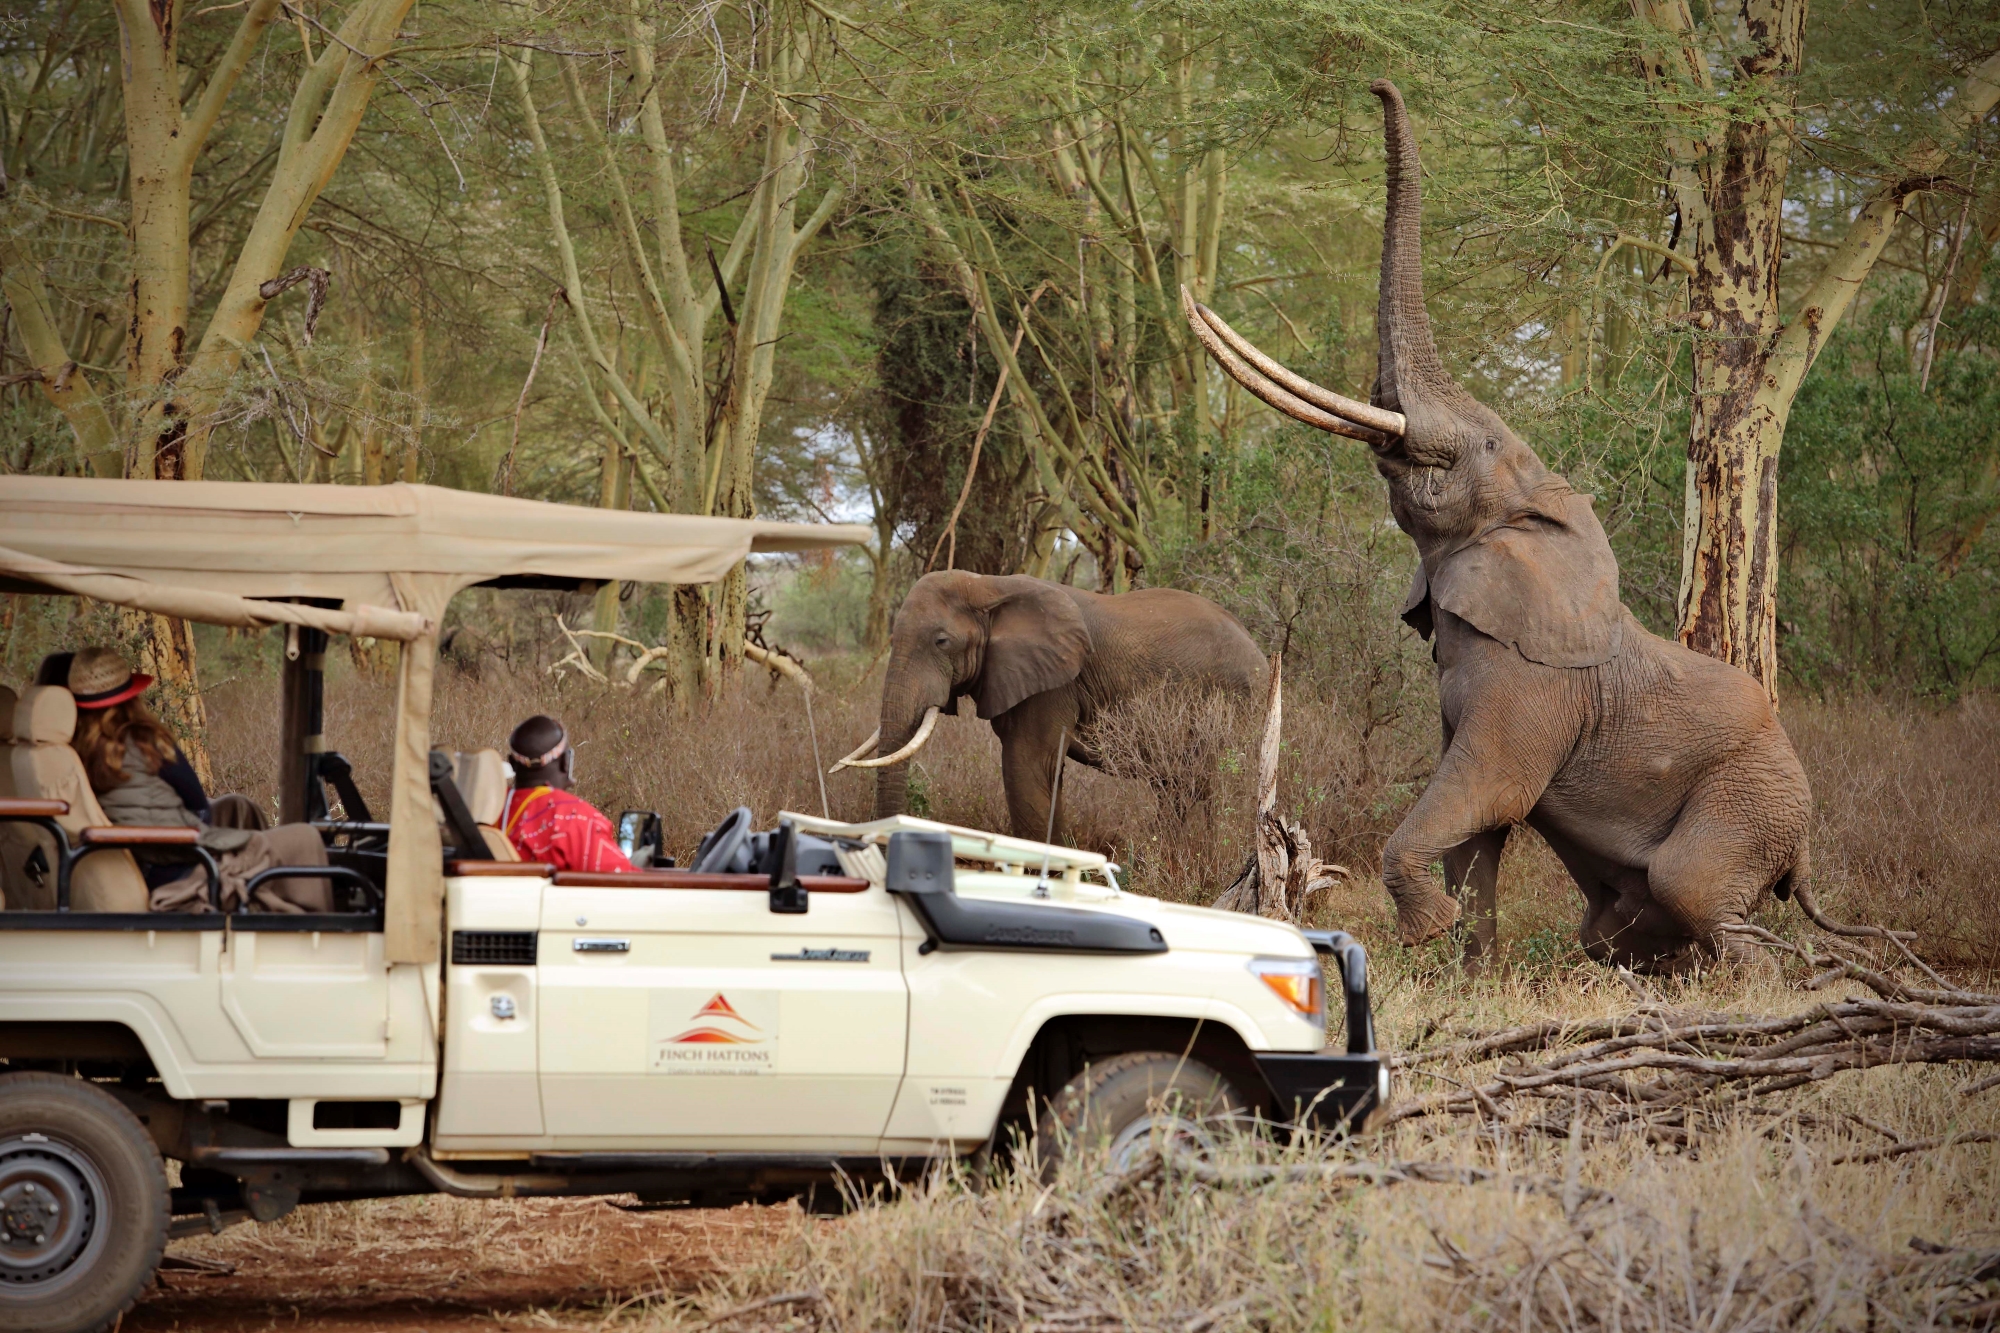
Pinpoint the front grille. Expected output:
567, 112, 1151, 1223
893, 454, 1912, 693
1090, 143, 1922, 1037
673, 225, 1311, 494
451, 930, 538, 965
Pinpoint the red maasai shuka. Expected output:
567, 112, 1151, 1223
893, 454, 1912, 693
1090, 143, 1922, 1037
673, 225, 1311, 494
501, 786, 636, 873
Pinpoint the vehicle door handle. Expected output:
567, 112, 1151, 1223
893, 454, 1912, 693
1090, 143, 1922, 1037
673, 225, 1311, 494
572, 938, 630, 953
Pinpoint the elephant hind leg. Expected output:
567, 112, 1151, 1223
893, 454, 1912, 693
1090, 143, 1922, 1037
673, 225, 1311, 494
1644, 773, 1808, 973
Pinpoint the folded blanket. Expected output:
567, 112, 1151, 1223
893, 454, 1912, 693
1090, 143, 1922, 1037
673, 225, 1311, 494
148, 823, 332, 913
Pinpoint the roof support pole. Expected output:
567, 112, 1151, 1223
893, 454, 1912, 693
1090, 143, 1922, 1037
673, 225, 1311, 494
278, 625, 329, 825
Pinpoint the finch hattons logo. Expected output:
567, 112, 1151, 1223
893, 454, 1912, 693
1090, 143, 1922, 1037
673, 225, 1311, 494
649, 990, 777, 1074
668, 993, 762, 1045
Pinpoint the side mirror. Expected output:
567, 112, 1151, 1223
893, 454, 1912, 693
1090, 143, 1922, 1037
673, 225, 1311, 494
617, 810, 664, 868
767, 819, 808, 914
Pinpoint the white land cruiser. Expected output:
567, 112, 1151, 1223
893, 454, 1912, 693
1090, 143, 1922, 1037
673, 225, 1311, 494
0, 477, 1383, 1333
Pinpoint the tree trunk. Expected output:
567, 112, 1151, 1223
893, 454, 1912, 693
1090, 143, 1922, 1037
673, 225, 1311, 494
589, 436, 629, 671
402, 310, 426, 481
124, 609, 214, 790
1634, 0, 2000, 701
0, 239, 121, 476
1674, 73, 1795, 690
115, 0, 201, 479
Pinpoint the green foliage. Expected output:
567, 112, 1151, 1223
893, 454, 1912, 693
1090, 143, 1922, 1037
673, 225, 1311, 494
763, 552, 878, 656
1779, 298, 2000, 694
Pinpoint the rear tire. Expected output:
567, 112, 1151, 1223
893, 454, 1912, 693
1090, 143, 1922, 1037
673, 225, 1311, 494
1034, 1051, 1247, 1180
0, 1072, 168, 1333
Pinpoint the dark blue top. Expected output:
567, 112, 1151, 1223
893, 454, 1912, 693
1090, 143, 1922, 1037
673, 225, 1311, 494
157, 747, 211, 821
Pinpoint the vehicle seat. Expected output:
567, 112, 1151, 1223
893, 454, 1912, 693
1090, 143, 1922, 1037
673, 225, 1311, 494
9, 686, 149, 912
453, 749, 519, 862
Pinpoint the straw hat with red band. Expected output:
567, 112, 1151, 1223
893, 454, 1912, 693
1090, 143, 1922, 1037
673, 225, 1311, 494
67, 646, 154, 710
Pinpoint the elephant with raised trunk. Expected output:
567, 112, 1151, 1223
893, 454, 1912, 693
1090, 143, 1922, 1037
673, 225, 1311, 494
836, 571, 1267, 841
1182, 80, 1811, 973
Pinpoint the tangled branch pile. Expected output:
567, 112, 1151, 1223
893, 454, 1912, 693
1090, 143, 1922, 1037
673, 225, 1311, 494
1386, 917, 2000, 1155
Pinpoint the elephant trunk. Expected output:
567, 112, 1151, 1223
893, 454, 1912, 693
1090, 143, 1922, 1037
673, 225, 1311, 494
872, 668, 948, 819
1369, 79, 1471, 420
873, 756, 910, 820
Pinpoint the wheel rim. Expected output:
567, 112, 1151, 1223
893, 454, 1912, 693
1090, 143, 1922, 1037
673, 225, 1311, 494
1106, 1109, 1221, 1171
0, 1134, 108, 1302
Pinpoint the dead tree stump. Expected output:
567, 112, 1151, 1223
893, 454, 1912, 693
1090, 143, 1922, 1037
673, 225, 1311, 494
1213, 655, 1346, 921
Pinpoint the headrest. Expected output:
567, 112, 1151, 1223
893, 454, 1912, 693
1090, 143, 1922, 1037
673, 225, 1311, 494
15, 686, 78, 747
454, 749, 510, 826
0, 685, 16, 743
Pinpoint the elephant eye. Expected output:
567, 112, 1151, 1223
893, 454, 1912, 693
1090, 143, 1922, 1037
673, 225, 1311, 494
933, 632, 951, 648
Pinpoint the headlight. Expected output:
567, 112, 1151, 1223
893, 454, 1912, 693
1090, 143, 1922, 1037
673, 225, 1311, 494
1249, 956, 1323, 1022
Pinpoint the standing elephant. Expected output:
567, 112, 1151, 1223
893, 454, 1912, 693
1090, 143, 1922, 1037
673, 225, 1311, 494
1182, 80, 1811, 973
835, 571, 1267, 840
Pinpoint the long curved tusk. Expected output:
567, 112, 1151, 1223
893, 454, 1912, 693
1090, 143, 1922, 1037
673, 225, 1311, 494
827, 727, 882, 774
1192, 297, 1406, 437
837, 707, 940, 770
1180, 288, 1386, 444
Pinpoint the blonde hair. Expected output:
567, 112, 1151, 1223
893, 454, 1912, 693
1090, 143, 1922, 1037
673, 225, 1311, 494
75, 698, 178, 793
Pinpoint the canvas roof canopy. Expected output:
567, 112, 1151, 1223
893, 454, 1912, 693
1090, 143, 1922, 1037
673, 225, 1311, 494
0, 477, 869, 620
0, 477, 871, 964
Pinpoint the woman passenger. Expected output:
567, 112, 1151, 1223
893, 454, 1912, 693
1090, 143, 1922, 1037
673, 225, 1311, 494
67, 647, 330, 911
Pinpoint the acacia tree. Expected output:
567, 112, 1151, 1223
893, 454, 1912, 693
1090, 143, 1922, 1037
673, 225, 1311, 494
507, 0, 847, 698
3, 0, 423, 764
1633, 2, 2000, 696
895, 10, 1242, 589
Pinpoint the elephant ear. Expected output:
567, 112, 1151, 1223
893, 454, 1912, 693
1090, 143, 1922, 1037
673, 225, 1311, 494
1398, 565, 1435, 640
973, 576, 1094, 719
1416, 486, 1625, 667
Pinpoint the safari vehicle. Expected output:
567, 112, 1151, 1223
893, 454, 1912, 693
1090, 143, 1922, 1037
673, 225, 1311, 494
0, 478, 1384, 1333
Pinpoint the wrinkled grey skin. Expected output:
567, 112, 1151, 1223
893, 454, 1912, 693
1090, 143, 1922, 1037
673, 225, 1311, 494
873, 571, 1268, 840
1355, 81, 1811, 972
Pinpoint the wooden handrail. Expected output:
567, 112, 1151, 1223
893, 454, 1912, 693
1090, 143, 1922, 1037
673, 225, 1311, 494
78, 825, 199, 846
0, 797, 68, 818
552, 870, 870, 893
447, 860, 557, 878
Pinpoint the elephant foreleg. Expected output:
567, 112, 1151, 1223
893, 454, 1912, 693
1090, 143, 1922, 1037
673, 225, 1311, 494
1382, 707, 1566, 952
1444, 827, 1509, 976
994, 691, 1083, 841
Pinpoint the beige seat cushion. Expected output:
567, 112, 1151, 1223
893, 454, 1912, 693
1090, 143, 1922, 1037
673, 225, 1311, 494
9, 686, 149, 913
454, 750, 509, 826
451, 749, 521, 863
478, 826, 522, 861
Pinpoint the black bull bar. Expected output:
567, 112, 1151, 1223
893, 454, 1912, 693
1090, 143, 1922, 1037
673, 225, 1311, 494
1252, 930, 1389, 1133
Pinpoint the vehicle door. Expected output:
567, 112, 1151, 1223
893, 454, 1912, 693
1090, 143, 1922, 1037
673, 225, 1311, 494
536, 870, 907, 1152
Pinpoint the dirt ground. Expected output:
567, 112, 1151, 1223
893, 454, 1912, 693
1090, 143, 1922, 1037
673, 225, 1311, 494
126, 1196, 797, 1332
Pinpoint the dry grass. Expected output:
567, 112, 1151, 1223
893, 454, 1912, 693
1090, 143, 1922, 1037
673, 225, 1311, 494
201, 654, 1998, 967
1787, 693, 2000, 967
607, 939, 1999, 1333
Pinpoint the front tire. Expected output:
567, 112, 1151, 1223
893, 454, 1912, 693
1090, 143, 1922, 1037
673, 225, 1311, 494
0, 1073, 168, 1333
1034, 1051, 1248, 1180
